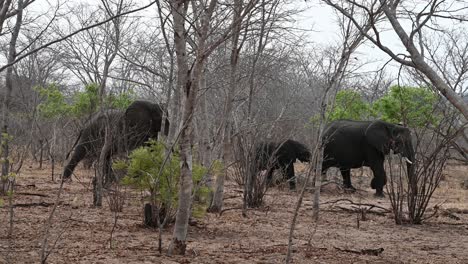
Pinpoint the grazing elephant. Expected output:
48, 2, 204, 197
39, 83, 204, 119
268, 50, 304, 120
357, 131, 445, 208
63, 100, 169, 181
255, 139, 311, 190
322, 120, 415, 197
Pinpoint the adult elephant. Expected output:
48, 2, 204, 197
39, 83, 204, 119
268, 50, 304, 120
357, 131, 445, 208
62, 100, 169, 181
322, 120, 415, 197
255, 139, 311, 190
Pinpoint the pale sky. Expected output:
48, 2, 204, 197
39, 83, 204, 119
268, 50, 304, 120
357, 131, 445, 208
297, 1, 406, 77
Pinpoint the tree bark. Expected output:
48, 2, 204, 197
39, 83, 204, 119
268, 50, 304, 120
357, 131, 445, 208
168, 0, 191, 255
169, 0, 217, 255
209, 0, 243, 213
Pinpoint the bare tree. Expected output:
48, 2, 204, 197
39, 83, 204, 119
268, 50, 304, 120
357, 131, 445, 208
322, 0, 468, 118
94, 0, 127, 206
208, 0, 243, 213
285, 6, 375, 262
168, 0, 262, 254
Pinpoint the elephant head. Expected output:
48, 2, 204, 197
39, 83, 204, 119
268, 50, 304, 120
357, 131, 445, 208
284, 139, 311, 163
125, 100, 170, 149
366, 121, 415, 178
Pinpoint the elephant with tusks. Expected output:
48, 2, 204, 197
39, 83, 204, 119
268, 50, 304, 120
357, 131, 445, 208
321, 120, 415, 197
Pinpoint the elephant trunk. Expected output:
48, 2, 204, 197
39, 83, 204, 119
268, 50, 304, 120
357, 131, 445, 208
63, 144, 87, 179
403, 140, 417, 192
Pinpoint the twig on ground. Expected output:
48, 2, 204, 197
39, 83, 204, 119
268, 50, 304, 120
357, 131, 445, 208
334, 246, 384, 256
321, 198, 391, 212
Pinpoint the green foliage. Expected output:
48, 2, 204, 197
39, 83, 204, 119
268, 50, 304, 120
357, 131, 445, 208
108, 90, 135, 110
308, 86, 440, 128
373, 85, 439, 127
70, 83, 99, 117
117, 140, 210, 220
36, 83, 135, 119
35, 84, 71, 118
327, 90, 373, 121
309, 90, 373, 125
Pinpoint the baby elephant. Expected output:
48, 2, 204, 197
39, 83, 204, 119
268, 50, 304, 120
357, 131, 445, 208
254, 139, 311, 190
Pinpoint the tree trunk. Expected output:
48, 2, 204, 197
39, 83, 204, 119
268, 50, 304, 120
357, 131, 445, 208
93, 1, 121, 206
169, 0, 218, 255
209, 0, 243, 213
168, 0, 191, 255
1, 0, 23, 194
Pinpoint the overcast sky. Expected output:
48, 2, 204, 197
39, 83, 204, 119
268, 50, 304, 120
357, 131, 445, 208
296, 1, 407, 78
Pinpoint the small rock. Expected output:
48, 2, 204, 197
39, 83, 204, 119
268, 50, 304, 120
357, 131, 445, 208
71, 197, 79, 209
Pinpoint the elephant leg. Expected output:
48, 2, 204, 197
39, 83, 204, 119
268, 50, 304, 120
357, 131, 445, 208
63, 144, 88, 180
265, 167, 275, 187
370, 163, 387, 197
285, 163, 296, 190
321, 161, 330, 182
340, 168, 356, 191
103, 151, 115, 187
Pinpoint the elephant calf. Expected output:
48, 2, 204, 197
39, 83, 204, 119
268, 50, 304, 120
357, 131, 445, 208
63, 100, 169, 181
255, 139, 311, 190
322, 119, 415, 197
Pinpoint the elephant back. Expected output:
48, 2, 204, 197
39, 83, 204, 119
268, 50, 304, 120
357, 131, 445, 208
77, 109, 124, 157
125, 100, 165, 148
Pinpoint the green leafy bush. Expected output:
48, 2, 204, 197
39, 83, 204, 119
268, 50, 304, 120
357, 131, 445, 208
116, 140, 211, 222
327, 90, 373, 121
36, 83, 135, 119
70, 83, 99, 117
309, 89, 373, 125
373, 85, 440, 127
35, 84, 72, 118
308, 87, 440, 128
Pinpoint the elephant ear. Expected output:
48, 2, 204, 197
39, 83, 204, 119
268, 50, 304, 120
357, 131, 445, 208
366, 121, 393, 155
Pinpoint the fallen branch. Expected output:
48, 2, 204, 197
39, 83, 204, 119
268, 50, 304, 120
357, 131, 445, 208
334, 246, 384, 256
16, 192, 49, 197
321, 208, 386, 216
219, 206, 270, 216
219, 206, 243, 216
437, 208, 463, 220
13, 202, 53, 207
321, 198, 391, 212
445, 208, 468, 214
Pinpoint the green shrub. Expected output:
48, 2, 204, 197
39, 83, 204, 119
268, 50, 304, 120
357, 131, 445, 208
36, 83, 135, 119
373, 85, 440, 127
116, 140, 211, 222
35, 84, 72, 118
308, 87, 440, 128
327, 90, 373, 121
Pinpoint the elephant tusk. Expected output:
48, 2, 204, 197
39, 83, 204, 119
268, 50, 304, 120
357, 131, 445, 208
404, 157, 413, 164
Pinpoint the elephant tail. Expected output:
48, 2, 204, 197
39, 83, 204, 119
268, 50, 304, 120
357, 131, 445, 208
66, 130, 82, 160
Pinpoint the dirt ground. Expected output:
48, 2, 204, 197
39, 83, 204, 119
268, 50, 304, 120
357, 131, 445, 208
1, 162, 467, 264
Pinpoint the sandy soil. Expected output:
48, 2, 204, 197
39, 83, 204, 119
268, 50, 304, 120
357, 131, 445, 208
1, 162, 467, 264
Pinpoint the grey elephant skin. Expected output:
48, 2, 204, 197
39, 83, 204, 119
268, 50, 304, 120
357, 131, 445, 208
322, 119, 415, 196
255, 139, 311, 190
62, 100, 169, 180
